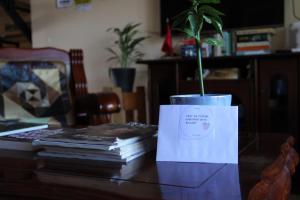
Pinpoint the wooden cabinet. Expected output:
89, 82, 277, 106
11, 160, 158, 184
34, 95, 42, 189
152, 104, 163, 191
138, 53, 300, 137
257, 57, 298, 134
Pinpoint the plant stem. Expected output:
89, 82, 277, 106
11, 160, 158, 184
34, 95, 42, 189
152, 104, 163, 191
196, 37, 204, 96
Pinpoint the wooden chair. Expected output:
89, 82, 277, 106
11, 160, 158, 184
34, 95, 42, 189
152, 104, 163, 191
69, 49, 121, 125
122, 86, 146, 123
0, 47, 121, 126
248, 136, 299, 200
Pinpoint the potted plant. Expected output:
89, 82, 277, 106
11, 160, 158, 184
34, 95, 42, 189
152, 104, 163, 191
170, 0, 231, 105
107, 23, 148, 92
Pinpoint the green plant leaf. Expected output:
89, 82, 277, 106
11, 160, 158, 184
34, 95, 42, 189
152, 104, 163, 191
172, 9, 189, 28
211, 20, 223, 36
203, 15, 212, 24
198, 0, 220, 4
122, 23, 140, 35
106, 47, 119, 57
187, 11, 200, 35
199, 5, 224, 17
175, 27, 196, 38
203, 37, 223, 46
106, 22, 147, 68
130, 36, 148, 46
173, 0, 224, 95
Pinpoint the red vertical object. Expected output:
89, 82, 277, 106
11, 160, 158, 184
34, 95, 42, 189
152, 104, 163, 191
161, 20, 173, 56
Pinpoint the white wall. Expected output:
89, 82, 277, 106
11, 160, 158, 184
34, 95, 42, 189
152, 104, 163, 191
31, 0, 163, 93
31, 0, 300, 92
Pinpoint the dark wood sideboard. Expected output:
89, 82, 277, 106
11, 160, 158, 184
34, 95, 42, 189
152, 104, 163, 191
138, 52, 300, 140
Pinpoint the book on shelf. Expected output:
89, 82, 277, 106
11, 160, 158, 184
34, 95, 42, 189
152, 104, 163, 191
236, 45, 271, 51
0, 119, 48, 137
236, 50, 272, 56
236, 33, 272, 43
235, 28, 276, 35
33, 123, 158, 163
236, 41, 272, 48
0, 129, 63, 151
291, 48, 300, 53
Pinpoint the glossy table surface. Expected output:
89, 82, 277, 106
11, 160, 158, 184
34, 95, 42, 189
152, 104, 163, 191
0, 133, 289, 200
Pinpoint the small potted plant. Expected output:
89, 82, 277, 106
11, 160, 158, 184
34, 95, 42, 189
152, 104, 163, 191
170, 0, 231, 105
107, 23, 148, 92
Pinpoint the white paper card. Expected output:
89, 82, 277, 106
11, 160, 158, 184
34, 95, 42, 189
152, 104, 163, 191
156, 105, 238, 164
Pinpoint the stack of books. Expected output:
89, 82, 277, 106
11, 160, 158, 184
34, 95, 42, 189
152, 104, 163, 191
235, 28, 275, 56
33, 123, 158, 163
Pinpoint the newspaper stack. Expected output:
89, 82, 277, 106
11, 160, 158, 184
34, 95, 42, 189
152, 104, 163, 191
33, 123, 157, 163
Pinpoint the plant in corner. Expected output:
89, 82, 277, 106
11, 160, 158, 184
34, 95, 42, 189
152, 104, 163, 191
170, 0, 231, 105
107, 23, 148, 92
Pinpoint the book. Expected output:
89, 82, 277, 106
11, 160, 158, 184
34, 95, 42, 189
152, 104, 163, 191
236, 50, 272, 56
37, 148, 150, 163
0, 129, 63, 151
236, 45, 271, 51
0, 120, 48, 137
236, 28, 276, 35
236, 33, 272, 43
222, 31, 232, 56
41, 136, 156, 157
236, 41, 271, 48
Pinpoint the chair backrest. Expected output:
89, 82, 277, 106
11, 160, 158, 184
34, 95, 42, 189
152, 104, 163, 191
248, 136, 299, 200
122, 86, 146, 123
0, 47, 84, 126
69, 49, 88, 97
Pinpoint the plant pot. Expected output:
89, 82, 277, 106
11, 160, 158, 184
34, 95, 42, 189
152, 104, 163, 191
110, 68, 136, 92
170, 94, 232, 106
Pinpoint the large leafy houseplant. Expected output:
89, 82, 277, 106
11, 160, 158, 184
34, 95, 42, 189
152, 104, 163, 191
107, 23, 147, 68
173, 0, 224, 96
106, 23, 147, 92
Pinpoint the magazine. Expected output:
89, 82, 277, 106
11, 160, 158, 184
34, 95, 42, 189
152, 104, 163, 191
0, 129, 63, 151
33, 123, 157, 150
37, 137, 157, 163
0, 120, 48, 137
42, 136, 157, 157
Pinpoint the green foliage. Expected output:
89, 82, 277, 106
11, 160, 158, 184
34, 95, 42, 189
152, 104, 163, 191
173, 0, 224, 43
173, 0, 224, 95
106, 23, 148, 68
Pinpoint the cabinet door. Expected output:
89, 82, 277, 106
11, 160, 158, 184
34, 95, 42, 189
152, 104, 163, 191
258, 58, 298, 133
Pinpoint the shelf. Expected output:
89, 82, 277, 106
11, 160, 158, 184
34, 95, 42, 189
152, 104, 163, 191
138, 53, 300, 137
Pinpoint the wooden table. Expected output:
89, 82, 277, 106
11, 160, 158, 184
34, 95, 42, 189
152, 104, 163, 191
0, 133, 289, 200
